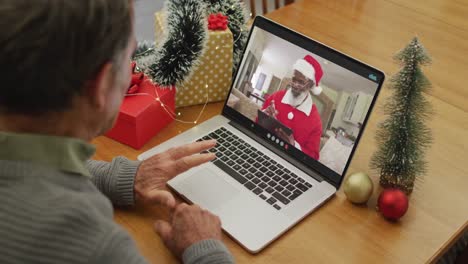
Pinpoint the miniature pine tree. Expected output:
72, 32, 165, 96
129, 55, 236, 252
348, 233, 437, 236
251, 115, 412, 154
371, 37, 433, 194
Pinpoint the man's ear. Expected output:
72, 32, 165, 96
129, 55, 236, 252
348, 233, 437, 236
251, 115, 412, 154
85, 62, 114, 110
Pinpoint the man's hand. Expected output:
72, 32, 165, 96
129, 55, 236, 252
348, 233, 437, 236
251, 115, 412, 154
134, 140, 216, 208
154, 203, 222, 258
276, 128, 295, 145
264, 100, 278, 118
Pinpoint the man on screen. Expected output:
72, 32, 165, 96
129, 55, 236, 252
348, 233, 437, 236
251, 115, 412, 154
262, 55, 323, 160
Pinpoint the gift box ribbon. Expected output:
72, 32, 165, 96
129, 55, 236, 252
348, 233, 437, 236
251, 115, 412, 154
128, 62, 144, 94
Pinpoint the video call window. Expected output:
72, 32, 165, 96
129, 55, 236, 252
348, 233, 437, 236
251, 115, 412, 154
227, 28, 379, 175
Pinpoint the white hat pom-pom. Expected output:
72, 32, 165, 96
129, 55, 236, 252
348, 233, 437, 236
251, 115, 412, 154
312, 85, 322, 95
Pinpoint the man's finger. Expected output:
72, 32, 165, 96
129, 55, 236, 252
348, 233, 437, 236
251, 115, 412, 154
174, 203, 190, 216
174, 153, 215, 174
168, 140, 217, 160
277, 129, 287, 140
278, 129, 293, 144
270, 107, 276, 115
154, 220, 172, 242
146, 190, 176, 209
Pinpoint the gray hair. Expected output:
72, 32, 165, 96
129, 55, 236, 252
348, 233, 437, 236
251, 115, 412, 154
0, 0, 133, 114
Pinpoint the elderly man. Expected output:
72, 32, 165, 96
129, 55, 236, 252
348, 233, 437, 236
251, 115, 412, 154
0, 0, 233, 263
262, 55, 324, 160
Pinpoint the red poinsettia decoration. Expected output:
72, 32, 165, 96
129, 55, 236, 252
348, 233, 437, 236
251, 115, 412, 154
128, 62, 144, 94
208, 13, 228, 31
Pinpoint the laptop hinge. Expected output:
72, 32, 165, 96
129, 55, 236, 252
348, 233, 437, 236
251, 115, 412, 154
228, 121, 326, 183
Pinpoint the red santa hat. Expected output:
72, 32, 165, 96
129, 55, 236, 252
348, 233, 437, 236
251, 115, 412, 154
293, 55, 323, 95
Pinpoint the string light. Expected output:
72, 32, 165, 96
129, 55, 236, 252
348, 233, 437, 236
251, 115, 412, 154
125, 78, 210, 125
127, 27, 244, 124
232, 29, 244, 45
133, 47, 155, 59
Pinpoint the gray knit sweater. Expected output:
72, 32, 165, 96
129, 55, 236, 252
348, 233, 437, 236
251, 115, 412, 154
0, 132, 234, 264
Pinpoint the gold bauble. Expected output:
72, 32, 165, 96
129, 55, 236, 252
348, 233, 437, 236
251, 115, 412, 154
343, 172, 374, 204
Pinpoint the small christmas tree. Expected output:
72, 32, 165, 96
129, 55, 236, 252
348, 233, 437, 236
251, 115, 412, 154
371, 37, 433, 194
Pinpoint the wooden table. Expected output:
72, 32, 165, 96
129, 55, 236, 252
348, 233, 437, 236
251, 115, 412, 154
92, 0, 468, 263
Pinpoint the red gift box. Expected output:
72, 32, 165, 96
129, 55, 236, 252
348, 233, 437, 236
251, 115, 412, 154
106, 79, 175, 149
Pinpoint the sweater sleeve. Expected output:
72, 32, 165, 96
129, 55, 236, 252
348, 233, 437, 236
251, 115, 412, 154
182, 239, 235, 264
86, 157, 141, 206
262, 94, 272, 111
94, 232, 234, 264
303, 125, 321, 160
92, 224, 149, 264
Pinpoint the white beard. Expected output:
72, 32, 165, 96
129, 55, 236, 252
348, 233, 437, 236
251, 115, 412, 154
289, 89, 308, 105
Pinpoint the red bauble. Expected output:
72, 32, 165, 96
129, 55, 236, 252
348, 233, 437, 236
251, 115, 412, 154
377, 188, 409, 221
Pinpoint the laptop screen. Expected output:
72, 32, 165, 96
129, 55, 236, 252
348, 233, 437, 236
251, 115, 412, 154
223, 17, 384, 187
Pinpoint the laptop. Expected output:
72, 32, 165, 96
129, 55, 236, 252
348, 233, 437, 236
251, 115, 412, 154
138, 16, 385, 253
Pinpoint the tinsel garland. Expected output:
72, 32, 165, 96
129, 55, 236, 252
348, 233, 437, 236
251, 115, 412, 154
133, 0, 248, 87
148, 0, 208, 87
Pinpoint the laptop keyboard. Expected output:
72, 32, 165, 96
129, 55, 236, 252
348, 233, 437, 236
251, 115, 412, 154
195, 127, 313, 210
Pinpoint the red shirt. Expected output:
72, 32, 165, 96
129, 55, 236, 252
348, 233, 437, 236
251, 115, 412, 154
262, 90, 322, 160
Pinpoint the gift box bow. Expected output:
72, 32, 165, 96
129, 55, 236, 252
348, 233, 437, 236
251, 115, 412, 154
128, 62, 144, 94
208, 13, 228, 31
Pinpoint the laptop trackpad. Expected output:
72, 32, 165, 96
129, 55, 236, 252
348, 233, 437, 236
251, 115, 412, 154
179, 168, 239, 211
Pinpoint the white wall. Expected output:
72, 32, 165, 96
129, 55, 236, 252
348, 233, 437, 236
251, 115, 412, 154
322, 84, 339, 103
331, 91, 362, 137
249, 29, 266, 61
234, 27, 266, 89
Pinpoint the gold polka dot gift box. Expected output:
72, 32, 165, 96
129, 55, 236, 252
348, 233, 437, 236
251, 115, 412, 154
155, 11, 233, 108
